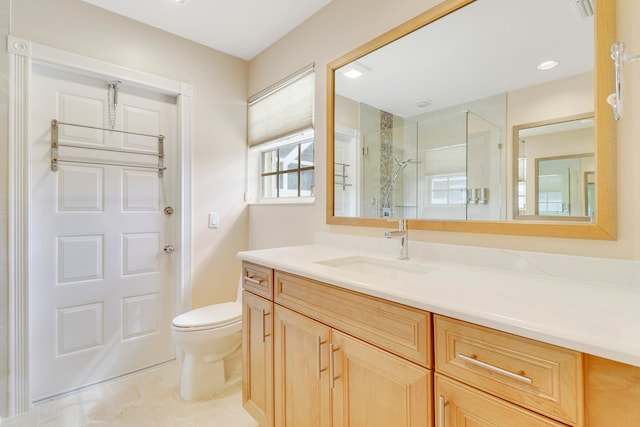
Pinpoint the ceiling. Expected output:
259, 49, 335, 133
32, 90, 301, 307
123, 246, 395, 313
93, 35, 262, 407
335, 0, 595, 118
82, 0, 333, 60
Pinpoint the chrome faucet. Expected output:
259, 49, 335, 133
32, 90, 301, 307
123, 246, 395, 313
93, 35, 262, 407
384, 219, 408, 260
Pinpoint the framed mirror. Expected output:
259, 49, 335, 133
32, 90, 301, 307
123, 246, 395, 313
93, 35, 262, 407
513, 114, 596, 221
327, 0, 616, 239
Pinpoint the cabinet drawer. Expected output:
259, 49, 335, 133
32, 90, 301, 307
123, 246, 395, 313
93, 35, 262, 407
274, 270, 431, 367
242, 262, 273, 300
435, 374, 567, 427
435, 315, 583, 426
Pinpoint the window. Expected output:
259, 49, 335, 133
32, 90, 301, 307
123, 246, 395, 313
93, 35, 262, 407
260, 130, 314, 199
517, 157, 526, 214
248, 64, 315, 202
429, 174, 467, 205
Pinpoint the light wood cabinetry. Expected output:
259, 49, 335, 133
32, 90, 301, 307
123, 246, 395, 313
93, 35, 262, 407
585, 355, 640, 426
243, 262, 432, 427
241, 261, 640, 427
273, 305, 331, 427
242, 262, 274, 427
242, 261, 273, 299
435, 374, 567, 427
274, 270, 431, 367
435, 315, 583, 426
242, 290, 274, 427
273, 304, 431, 427
331, 330, 431, 427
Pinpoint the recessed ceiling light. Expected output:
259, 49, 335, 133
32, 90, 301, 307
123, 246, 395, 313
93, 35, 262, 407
176, 0, 187, 3
343, 69, 363, 79
340, 62, 371, 79
537, 60, 559, 71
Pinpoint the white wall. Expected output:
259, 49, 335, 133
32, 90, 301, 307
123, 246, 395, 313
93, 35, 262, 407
0, 0, 10, 416
248, 0, 640, 260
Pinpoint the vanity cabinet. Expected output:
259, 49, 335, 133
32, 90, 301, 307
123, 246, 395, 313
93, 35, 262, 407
434, 374, 567, 426
243, 261, 433, 427
242, 263, 274, 427
330, 329, 431, 427
273, 271, 433, 427
434, 315, 583, 426
274, 305, 431, 426
241, 260, 640, 427
273, 305, 331, 426
585, 355, 640, 426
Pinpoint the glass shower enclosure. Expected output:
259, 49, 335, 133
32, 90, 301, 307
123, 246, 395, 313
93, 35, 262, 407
360, 110, 502, 221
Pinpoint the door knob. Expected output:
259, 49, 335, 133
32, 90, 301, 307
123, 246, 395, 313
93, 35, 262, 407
163, 244, 175, 254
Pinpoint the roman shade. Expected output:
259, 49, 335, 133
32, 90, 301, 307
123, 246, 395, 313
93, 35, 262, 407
248, 64, 315, 147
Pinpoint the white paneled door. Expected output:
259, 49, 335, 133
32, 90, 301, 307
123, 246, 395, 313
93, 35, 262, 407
29, 64, 178, 402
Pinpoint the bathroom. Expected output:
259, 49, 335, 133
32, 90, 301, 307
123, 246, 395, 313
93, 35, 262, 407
1, 0, 640, 425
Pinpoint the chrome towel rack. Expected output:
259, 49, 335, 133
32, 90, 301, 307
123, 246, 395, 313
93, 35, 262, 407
50, 119, 166, 177
334, 162, 352, 191
608, 41, 640, 121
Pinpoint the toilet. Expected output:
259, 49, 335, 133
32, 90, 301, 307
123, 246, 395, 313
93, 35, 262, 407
171, 280, 243, 400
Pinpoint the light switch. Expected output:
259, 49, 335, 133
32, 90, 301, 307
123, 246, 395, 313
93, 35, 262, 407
208, 212, 219, 228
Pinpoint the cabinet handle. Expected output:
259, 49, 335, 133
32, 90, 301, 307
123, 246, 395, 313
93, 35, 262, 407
457, 353, 532, 385
316, 336, 322, 380
329, 343, 336, 389
438, 395, 448, 427
261, 310, 270, 343
244, 276, 262, 285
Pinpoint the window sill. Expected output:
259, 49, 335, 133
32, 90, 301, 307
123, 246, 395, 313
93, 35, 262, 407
249, 197, 315, 206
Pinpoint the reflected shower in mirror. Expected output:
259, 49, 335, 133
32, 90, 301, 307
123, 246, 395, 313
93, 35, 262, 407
342, 104, 504, 221
513, 114, 595, 221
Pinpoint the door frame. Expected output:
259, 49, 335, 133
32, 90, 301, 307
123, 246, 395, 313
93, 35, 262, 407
7, 36, 193, 415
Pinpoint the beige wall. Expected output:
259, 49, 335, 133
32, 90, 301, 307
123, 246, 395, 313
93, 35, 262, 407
249, 0, 640, 259
9, 0, 249, 304
3, 0, 250, 416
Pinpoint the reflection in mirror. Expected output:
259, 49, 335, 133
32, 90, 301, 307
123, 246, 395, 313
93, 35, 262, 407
513, 115, 595, 221
334, 0, 596, 222
328, 0, 615, 239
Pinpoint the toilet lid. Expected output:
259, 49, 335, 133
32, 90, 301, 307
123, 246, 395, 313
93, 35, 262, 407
172, 302, 242, 329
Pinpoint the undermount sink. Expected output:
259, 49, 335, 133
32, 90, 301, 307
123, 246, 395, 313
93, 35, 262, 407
315, 255, 436, 280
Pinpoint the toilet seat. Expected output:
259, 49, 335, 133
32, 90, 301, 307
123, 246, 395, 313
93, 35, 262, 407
172, 302, 242, 331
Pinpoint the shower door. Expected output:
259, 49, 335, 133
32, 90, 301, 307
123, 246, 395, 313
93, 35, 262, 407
29, 64, 178, 402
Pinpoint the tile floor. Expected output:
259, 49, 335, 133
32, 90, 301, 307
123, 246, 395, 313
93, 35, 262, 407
0, 361, 260, 427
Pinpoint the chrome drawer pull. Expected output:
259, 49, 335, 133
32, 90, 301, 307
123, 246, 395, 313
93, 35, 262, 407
244, 276, 262, 285
330, 344, 339, 389
438, 395, 448, 427
261, 310, 270, 343
457, 353, 533, 385
316, 336, 322, 380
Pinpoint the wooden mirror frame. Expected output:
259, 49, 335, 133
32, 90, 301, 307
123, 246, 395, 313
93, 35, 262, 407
512, 113, 596, 222
326, 0, 616, 240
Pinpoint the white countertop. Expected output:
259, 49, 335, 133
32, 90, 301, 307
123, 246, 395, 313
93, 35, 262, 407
238, 238, 640, 368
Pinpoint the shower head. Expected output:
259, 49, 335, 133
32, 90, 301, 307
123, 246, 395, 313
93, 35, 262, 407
391, 156, 421, 182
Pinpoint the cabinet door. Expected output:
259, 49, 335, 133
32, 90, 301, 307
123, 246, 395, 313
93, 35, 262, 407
274, 306, 331, 427
435, 374, 566, 427
331, 330, 432, 427
243, 291, 274, 427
